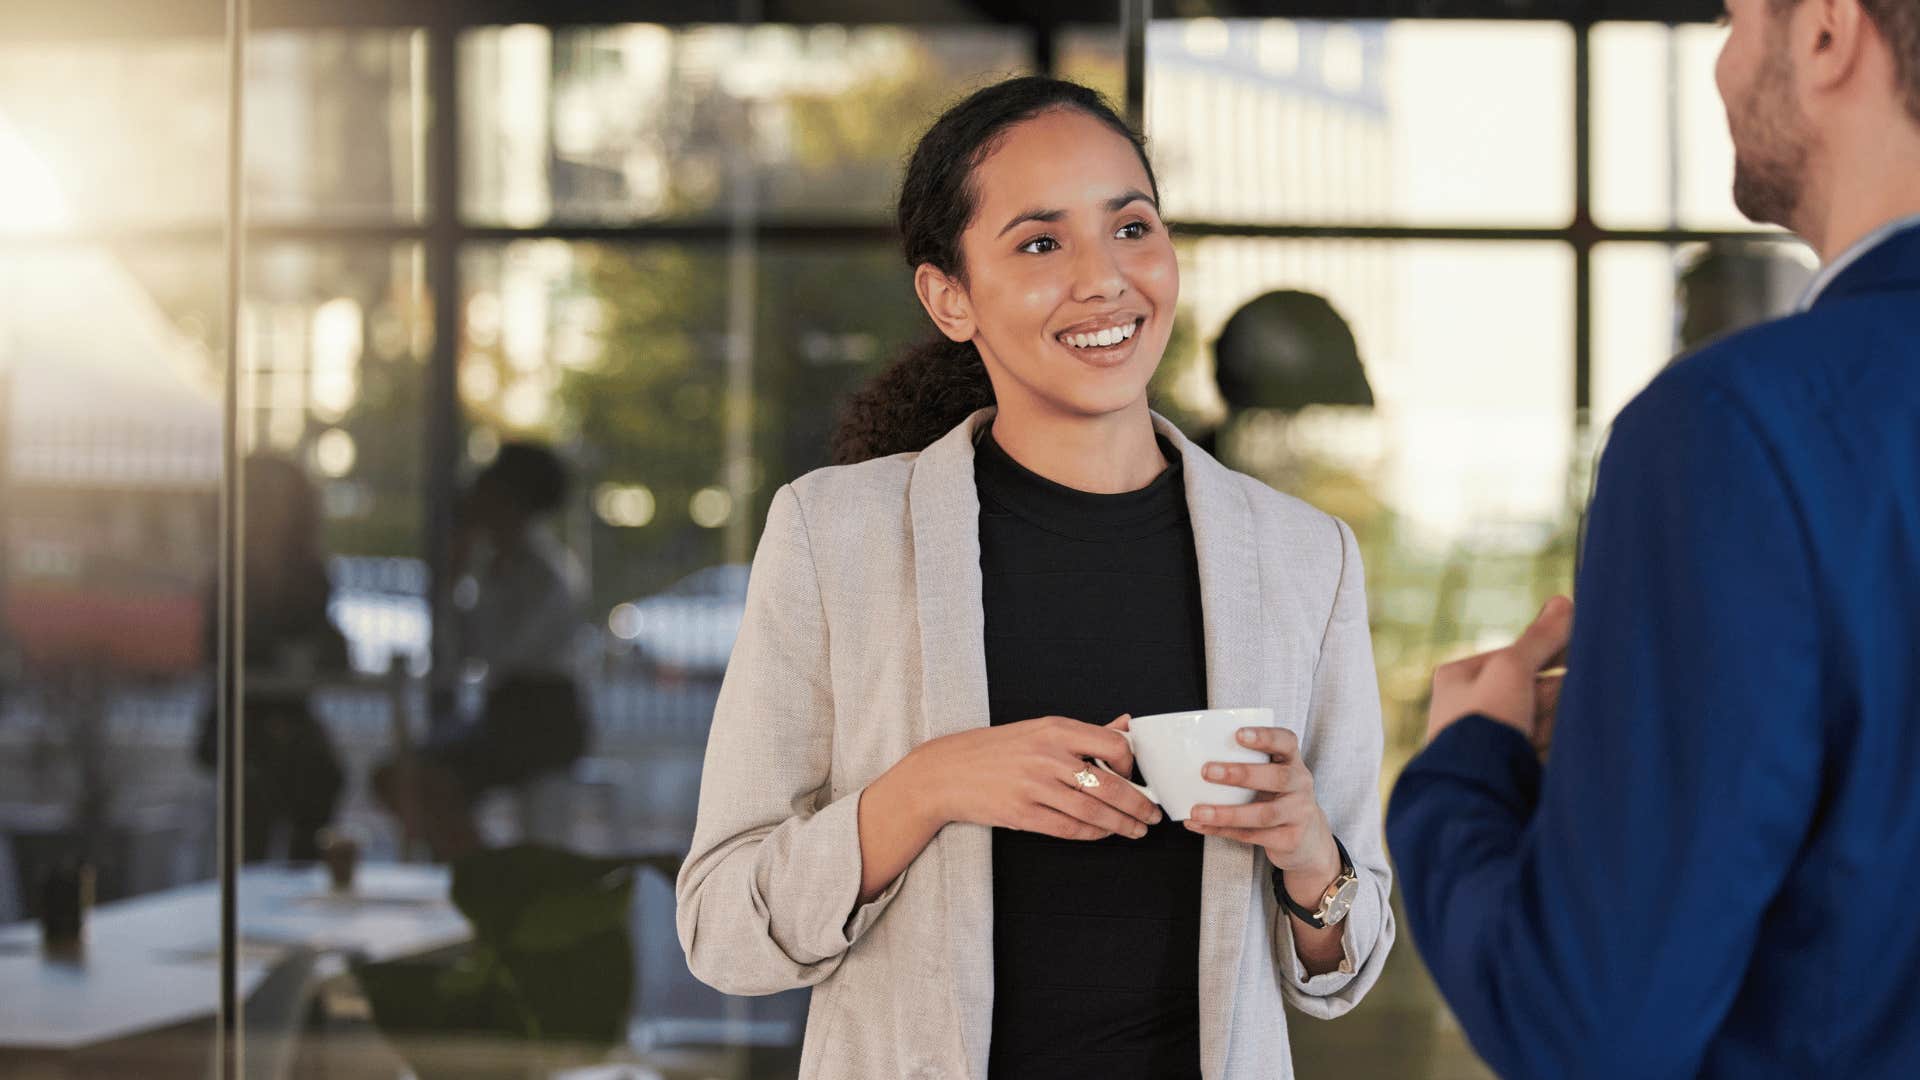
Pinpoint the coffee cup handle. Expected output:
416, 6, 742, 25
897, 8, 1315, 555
1092, 730, 1157, 806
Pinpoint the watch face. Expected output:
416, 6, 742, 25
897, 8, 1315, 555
1323, 879, 1360, 925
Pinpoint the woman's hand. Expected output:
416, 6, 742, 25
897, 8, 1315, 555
915, 714, 1161, 841
1185, 726, 1341, 887
1187, 725, 1349, 972
856, 714, 1157, 903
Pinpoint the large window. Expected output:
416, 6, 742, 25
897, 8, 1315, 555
462, 25, 1030, 225
1150, 20, 1576, 226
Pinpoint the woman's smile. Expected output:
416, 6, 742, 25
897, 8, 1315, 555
1053, 314, 1147, 368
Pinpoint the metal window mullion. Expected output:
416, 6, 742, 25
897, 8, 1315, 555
1570, 20, 1597, 587
1122, 0, 1148, 131
423, 17, 462, 745
1574, 21, 1595, 423
722, 0, 761, 572
1030, 20, 1057, 76
215, 0, 249, 1077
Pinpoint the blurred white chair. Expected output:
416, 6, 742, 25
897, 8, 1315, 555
202, 946, 320, 1080
517, 757, 634, 853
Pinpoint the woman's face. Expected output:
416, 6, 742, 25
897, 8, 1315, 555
934, 108, 1179, 422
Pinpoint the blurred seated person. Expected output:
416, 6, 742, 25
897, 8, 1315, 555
1197, 290, 1383, 536
376, 441, 590, 860
1676, 238, 1815, 354
198, 454, 348, 863
1195, 289, 1374, 461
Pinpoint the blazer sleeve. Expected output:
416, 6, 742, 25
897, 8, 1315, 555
1278, 516, 1397, 1017
675, 483, 908, 996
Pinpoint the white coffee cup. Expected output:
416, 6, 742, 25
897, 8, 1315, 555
1096, 707, 1279, 822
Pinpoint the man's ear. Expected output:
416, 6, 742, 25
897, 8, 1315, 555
914, 262, 975, 344
1801, 0, 1869, 95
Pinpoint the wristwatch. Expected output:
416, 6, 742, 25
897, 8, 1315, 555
1274, 836, 1359, 930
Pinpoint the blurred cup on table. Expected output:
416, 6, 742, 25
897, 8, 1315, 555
39, 859, 94, 953
316, 826, 362, 892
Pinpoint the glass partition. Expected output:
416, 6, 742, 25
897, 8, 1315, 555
0, 34, 228, 1076
1, 7, 1774, 1079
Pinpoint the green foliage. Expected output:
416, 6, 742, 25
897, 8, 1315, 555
327, 353, 427, 557
559, 244, 733, 601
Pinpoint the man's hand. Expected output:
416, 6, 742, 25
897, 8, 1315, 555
1530, 667, 1565, 760
1427, 596, 1574, 745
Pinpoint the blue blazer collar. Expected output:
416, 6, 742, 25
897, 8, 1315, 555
1814, 218, 1920, 307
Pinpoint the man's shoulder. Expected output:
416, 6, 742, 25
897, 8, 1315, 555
1606, 298, 1918, 505
1644, 295, 1918, 423
1622, 307, 1833, 442
1663, 310, 1823, 391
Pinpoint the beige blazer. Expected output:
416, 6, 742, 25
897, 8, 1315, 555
676, 409, 1394, 1080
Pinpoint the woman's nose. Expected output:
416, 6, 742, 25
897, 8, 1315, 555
1071, 242, 1127, 302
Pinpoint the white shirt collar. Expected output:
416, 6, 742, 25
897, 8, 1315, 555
1797, 213, 1920, 311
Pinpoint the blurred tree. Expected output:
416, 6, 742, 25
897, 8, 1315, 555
556, 244, 731, 605
544, 43, 992, 610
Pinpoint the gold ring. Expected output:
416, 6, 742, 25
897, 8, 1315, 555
1073, 768, 1101, 789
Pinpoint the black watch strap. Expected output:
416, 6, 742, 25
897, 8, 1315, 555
1272, 835, 1354, 930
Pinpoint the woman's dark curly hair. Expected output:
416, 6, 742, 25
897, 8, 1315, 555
829, 76, 1160, 465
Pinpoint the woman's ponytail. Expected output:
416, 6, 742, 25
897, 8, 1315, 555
830, 336, 994, 465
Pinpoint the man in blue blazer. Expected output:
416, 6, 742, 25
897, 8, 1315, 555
1388, 2, 1920, 1077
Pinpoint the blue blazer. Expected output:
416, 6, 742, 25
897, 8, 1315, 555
1387, 221, 1920, 1079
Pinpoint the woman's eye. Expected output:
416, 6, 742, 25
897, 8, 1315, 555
1116, 220, 1152, 240
1019, 235, 1059, 254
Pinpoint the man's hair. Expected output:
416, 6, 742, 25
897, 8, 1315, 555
1772, 0, 1920, 122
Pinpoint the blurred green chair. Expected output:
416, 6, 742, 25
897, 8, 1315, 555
355, 844, 681, 1080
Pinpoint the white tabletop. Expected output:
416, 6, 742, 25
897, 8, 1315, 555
0, 863, 465, 1053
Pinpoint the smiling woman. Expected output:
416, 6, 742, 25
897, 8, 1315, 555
830, 78, 1172, 470
677, 75, 1395, 1080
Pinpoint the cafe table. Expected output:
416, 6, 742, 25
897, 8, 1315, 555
0, 862, 465, 1075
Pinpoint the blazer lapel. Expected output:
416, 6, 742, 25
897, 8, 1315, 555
909, 408, 997, 1078
1157, 414, 1264, 1078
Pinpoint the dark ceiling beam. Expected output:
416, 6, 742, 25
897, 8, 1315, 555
1146, 1, 1721, 19
5, 0, 1727, 40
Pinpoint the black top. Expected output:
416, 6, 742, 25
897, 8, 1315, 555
976, 429, 1209, 1080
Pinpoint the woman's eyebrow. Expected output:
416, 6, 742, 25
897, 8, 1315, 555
997, 189, 1158, 238
997, 206, 1064, 237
